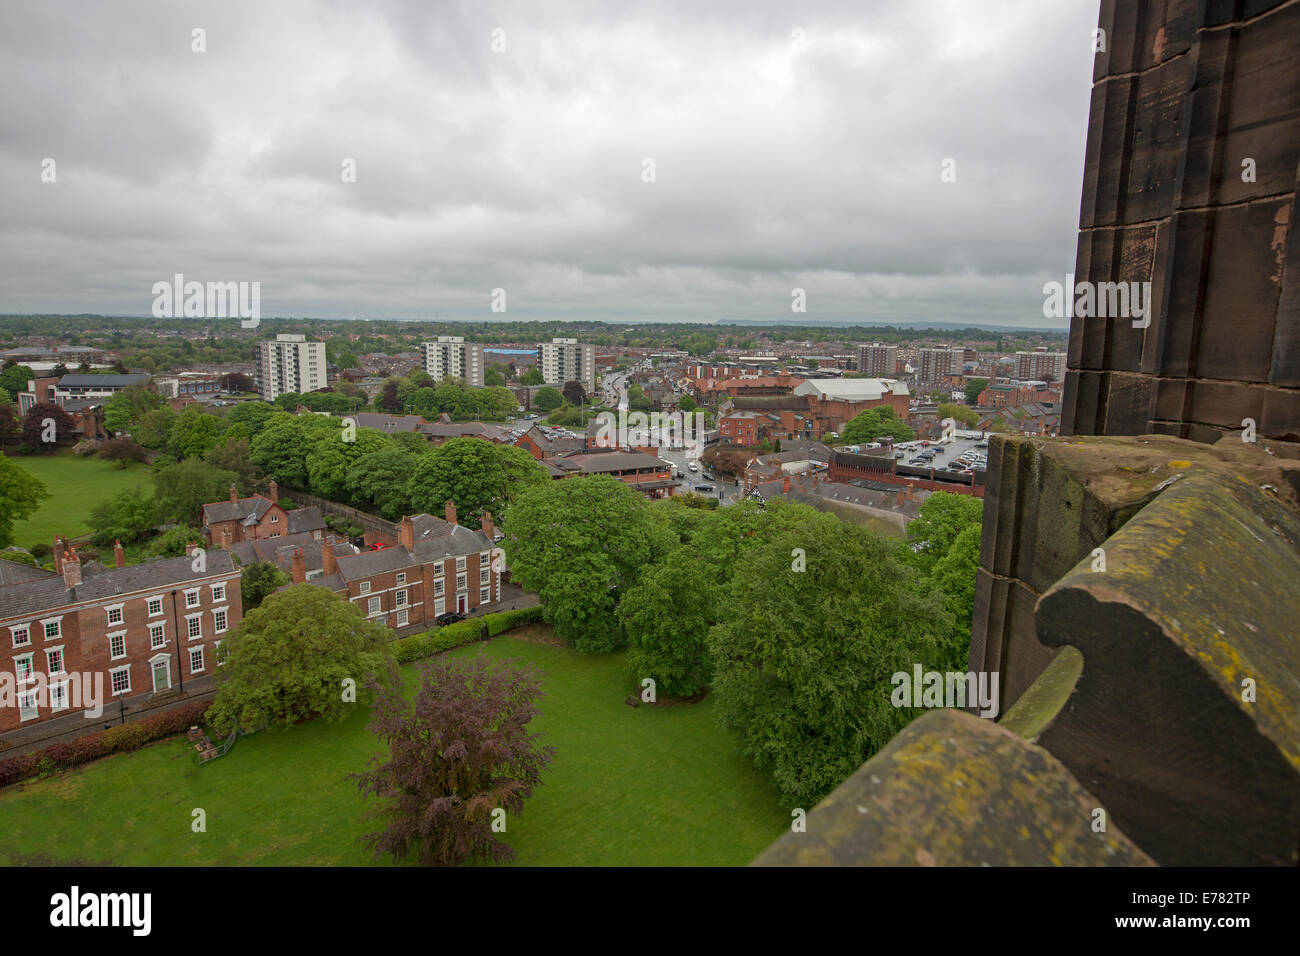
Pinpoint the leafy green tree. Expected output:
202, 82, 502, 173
153, 458, 239, 525
226, 401, 277, 437
103, 387, 161, 435
900, 492, 984, 670
203, 437, 260, 494
964, 378, 989, 406
619, 558, 715, 698
207, 585, 396, 735
406, 438, 548, 529
502, 476, 668, 653
520, 368, 545, 386
677, 394, 698, 413
534, 387, 563, 411
840, 406, 914, 445
168, 407, 224, 459
484, 368, 506, 387
306, 426, 392, 501
938, 403, 979, 429
626, 384, 652, 412
0, 455, 49, 547
0, 364, 35, 397
239, 560, 290, 611
249, 413, 335, 488
709, 510, 952, 804
345, 446, 417, 519
133, 407, 177, 449
145, 526, 204, 558
87, 486, 155, 546
900, 492, 984, 579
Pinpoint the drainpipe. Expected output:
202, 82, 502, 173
171, 589, 185, 693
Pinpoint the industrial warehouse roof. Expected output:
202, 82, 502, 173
792, 378, 908, 400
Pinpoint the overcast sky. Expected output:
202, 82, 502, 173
0, 0, 1098, 328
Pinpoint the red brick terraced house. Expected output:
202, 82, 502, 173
282, 503, 502, 632
0, 539, 242, 736
201, 481, 325, 547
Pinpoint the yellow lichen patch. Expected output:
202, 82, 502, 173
1168, 460, 1191, 468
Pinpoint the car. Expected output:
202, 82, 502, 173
688, 462, 699, 472
436, 612, 466, 626
695, 484, 715, 493
894, 451, 904, 459
368, 542, 387, 551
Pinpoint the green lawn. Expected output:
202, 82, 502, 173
0, 634, 790, 866
5, 449, 154, 551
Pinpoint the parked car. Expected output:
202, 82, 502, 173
436, 612, 466, 626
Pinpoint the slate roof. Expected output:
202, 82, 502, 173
203, 495, 265, 525
286, 506, 325, 535
0, 551, 237, 622
554, 450, 666, 474
230, 532, 357, 569
351, 413, 426, 433
0, 558, 57, 586
418, 421, 511, 442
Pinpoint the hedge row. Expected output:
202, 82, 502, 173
0, 699, 211, 789
392, 606, 544, 663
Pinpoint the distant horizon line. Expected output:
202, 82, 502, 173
0, 313, 1070, 335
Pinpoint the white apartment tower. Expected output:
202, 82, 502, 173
257, 334, 327, 402
856, 343, 898, 377
538, 338, 596, 394
420, 336, 485, 386
1015, 348, 1067, 383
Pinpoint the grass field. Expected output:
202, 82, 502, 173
0, 633, 790, 866
4, 449, 154, 550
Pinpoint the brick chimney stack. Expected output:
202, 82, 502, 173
221, 528, 232, 550
322, 537, 338, 576
398, 516, 414, 551
52, 536, 65, 572
481, 512, 494, 540
268, 480, 278, 504
905, 483, 914, 501
62, 547, 82, 588
445, 500, 458, 526
896, 487, 905, 508
113, 539, 125, 569
783, 475, 791, 494
291, 547, 306, 584
230, 483, 238, 503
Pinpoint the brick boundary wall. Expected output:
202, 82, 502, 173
279, 487, 398, 546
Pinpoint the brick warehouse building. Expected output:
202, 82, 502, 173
0, 539, 242, 735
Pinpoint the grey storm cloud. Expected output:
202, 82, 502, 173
0, 0, 1099, 327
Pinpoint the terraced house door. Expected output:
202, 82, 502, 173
152, 658, 171, 693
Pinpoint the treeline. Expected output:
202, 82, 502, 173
500, 474, 982, 805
